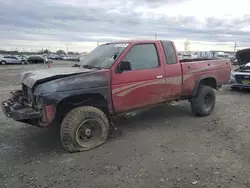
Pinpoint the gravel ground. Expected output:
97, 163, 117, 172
0, 62, 250, 188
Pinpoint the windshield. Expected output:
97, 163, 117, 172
80, 43, 129, 69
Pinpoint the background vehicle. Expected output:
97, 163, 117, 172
17, 55, 29, 61
230, 48, 250, 89
2, 40, 231, 153
26, 55, 52, 64
48, 54, 62, 60
0, 55, 27, 65
230, 57, 238, 65
62, 55, 80, 62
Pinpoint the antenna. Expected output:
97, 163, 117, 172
155, 33, 157, 40
234, 41, 237, 52
184, 39, 190, 52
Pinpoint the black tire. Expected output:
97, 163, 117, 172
21, 60, 26, 65
191, 85, 216, 116
231, 87, 239, 91
1, 61, 6, 65
60, 106, 109, 153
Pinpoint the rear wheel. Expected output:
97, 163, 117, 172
21, 60, 26, 65
191, 85, 216, 116
1, 61, 6, 65
60, 106, 109, 153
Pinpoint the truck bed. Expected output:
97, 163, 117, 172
180, 59, 231, 95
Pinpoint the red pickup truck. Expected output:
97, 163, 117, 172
2, 40, 231, 152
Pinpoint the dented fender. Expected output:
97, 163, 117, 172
33, 70, 112, 110
37, 87, 110, 105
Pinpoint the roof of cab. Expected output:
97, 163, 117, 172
105, 40, 172, 44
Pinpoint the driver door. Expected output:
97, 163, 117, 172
111, 42, 166, 113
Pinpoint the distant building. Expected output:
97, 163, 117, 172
209, 51, 235, 58
178, 50, 235, 59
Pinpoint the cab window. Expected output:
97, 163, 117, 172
123, 43, 159, 70
161, 41, 177, 64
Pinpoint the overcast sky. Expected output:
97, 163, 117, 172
1, 0, 250, 52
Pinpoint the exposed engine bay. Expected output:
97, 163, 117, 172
230, 48, 250, 87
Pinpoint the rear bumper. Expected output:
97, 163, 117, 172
1, 100, 42, 121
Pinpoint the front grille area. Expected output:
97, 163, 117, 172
22, 84, 28, 99
22, 84, 34, 104
235, 75, 250, 84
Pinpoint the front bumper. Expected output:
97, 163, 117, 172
229, 74, 250, 89
1, 100, 42, 121
231, 84, 250, 89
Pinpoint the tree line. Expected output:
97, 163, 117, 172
0, 49, 81, 55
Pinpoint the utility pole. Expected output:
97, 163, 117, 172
97, 41, 99, 46
66, 44, 68, 54
234, 41, 237, 52
155, 32, 157, 40
184, 39, 190, 53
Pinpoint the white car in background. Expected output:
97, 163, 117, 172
0, 55, 27, 65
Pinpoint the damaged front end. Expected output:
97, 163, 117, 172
1, 85, 56, 127
1, 67, 92, 127
230, 68, 250, 89
230, 48, 250, 89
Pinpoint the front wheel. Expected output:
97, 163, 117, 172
191, 85, 216, 116
60, 106, 110, 153
1, 61, 6, 65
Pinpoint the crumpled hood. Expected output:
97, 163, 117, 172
19, 67, 94, 88
236, 48, 250, 66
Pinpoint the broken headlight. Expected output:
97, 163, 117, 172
35, 95, 43, 110
229, 71, 236, 84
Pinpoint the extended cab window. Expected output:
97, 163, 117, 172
161, 41, 177, 64
123, 44, 159, 70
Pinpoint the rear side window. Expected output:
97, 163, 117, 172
161, 41, 177, 64
123, 43, 159, 70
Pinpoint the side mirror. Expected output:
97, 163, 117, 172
117, 61, 131, 73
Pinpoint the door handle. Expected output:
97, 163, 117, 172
156, 75, 163, 79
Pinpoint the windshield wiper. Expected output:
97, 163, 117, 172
82, 65, 101, 70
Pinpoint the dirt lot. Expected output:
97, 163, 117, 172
0, 61, 250, 188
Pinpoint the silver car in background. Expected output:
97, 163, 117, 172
0, 55, 27, 65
